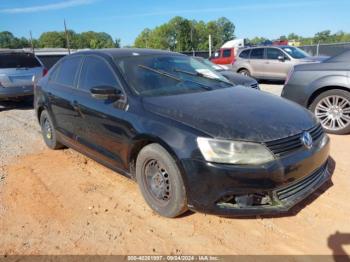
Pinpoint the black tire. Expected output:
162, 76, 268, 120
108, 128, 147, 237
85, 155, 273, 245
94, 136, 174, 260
309, 89, 350, 135
238, 68, 250, 76
136, 143, 188, 218
39, 110, 65, 149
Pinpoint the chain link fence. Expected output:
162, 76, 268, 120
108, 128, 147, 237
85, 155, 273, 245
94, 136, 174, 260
299, 42, 350, 57
181, 42, 350, 58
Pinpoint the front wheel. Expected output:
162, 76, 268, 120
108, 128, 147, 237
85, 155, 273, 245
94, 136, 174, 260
136, 144, 188, 218
310, 89, 350, 135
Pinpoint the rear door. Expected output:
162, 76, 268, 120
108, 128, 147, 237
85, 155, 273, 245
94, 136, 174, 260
0, 53, 43, 89
47, 56, 83, 139
249, 48, 266, 77
265, 48, 293, 79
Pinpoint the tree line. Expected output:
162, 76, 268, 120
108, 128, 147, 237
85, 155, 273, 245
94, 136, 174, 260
2, 16, 350, 51
0, 30, 120, 49
134, 16, 235, 52
248, 30, 350, 46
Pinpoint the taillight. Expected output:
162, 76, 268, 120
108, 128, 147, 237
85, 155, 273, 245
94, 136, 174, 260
284, 67, 294, 85
42, 68, 48, 76
232, 57, 236, 64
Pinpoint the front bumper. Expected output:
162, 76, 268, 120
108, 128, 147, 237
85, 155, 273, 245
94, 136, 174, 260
181, 136, 330, 216
0, 85, 34, 99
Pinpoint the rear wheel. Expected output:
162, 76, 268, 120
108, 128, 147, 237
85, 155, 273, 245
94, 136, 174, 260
238, 68, 250, 76
136, 144, 188, 218
310, 89, 350, 135
40, 110, 65, 149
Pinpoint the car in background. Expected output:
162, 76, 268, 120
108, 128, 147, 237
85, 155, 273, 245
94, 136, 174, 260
0, 51, 46, 100
232, 46, 325, 81
282, 50, 350, 135
194, 56, 259, 89
35, 49, 330, 218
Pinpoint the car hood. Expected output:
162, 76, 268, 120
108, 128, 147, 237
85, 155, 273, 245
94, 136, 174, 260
142, 87, 317, 142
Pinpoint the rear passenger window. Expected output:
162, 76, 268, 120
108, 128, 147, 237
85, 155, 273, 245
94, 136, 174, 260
223, 49, 231, 57
56, 56, 82, 87
250, 48, 264, 59
0, 53, 41, 69
239, 50, 250, 59
79, 56, 118, 91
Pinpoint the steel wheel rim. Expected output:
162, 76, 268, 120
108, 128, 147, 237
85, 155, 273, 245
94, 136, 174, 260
315, 95, 350, 131
44, 118, 53, 140
144, 159, 171, 204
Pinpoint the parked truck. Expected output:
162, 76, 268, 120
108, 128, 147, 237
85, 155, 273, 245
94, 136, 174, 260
209, 39, 245, 66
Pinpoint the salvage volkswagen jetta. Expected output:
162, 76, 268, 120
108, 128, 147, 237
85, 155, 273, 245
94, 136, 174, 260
34, 49, 331, 217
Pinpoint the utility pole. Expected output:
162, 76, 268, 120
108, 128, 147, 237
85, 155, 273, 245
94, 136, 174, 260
190, 24, 195, 56
208, 34, 212, 57
29, 31, 35, 54
64, 19, 71, 54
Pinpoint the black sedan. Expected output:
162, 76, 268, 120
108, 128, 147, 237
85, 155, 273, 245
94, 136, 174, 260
35, 49, 330, 217
282, 50, 350, 135
194, 56, 260, 89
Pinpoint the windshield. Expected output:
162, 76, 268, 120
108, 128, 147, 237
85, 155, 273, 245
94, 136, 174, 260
116, 55, 232, 97
281, 46, 310, 59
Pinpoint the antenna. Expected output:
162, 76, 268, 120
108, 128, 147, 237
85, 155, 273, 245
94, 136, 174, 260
29, 31, 35, 54
64, 19, 71, 54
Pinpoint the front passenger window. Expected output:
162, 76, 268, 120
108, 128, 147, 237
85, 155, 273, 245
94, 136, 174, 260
267, 48, 285, 60
79, 56, 118, 91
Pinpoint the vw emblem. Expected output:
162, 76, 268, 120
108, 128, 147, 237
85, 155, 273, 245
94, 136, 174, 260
301, 132, 313, 149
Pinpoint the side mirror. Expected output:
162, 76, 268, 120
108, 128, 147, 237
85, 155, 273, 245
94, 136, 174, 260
90, 86, 123, 100
278, 55, 285, 62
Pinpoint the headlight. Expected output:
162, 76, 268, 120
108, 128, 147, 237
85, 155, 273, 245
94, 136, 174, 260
197, 137, 274, 165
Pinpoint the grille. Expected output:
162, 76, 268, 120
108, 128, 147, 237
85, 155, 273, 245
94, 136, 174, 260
250, 83, 259, 89
264, 124, 324, 157
276, 163, 327, 201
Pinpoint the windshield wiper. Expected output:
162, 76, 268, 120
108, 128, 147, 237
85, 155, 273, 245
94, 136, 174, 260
174, 68, 231, 85
138, 65, 212, 91
138, 65, 181, 82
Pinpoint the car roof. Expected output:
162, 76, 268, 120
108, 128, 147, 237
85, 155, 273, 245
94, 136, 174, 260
74, 48, 184, 59
0, 50, 34, 55
243, 45, 291, 50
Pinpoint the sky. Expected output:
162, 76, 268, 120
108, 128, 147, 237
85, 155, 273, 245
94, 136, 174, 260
1, 0, 350, 46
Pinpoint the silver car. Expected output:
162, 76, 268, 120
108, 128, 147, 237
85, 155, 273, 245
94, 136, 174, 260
0, 51, 45, 100
232, 46, 324, 80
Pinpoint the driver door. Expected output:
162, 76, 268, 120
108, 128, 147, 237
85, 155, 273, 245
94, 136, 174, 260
72, 55, 131, 169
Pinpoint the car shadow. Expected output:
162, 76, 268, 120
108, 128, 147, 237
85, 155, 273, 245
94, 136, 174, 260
328, 231, 350, 262
0, 97, 34, 112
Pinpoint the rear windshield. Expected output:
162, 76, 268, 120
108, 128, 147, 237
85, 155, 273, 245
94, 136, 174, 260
0, 53, 41, 69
